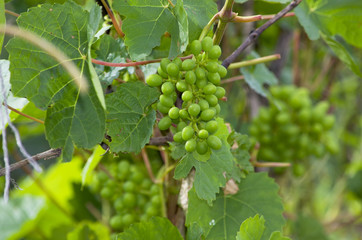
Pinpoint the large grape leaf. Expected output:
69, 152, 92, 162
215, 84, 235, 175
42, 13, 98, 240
174, 118, 234, 204
186, 172, 285, 240
116, 217, 183, 240
105, 82, 159, 153
5, 2, 106, 161
295, 0, 362, 48
113, 0, 188, 61
240, 52, 278, 97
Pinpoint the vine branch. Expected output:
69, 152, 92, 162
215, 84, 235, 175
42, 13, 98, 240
0, 148, 62, 176
222, 0, 303, 68
4, 104, 44, 124
99, 0, 124, 38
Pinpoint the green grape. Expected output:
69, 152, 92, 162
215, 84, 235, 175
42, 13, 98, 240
196, 141, 209, 154
158, 116, 172, 130
173, 57, 183, 68
123, 193, 136, 208
214, 87, 225, 99
322, 115, 335, 130
100, 187, 113, 199
298, 108, 311, 123
205, 120, 218, 133
190, 40, 202, 56
167, 62, 179, 77
198, 129, 209, 139
176, 80, 187, 92
182, 91, 193, 102
168, 107, 180, 119
97, 171, 109, 183
196, 78, 208, 89
205, 94, 218, 107
185, 71, 196, 84
182, 126, 194, 140
137, 195, 147, 207
195, 67, 206, 79
214, 104, 221, 114
161, 58, 171, 72
188, 103, 201, 117
208, 45, 222, 59
218, 65, 227, 78
200, 109, 216, 121
146, 74, 163, 87
185, 139, 197, 152
199, 99, 209, 111
151, 195, 161, 206
146, 205, 158, 217
157, 102, 171, 114
110, 215, 123, 230
161, 82, 175, 95
276, 112, 290, 124
203, 83, 217, 95
117, 161, 130, 180
173, 132, 183, 142
201, 37, 213, 52
206, 61, 219, 73
179, 109, 189, 119
182, 59, 196, 71
131, 170, 144, 184
207, 72, 221, 85
150, 185, 159, 195
141, 179, 152, 189
207, 135, 222, 150
157, 66, 168, 78
177, 121, 187, 132
122, 214, 135, 227
123, 181, 136, 192
114, 197, 124, 212
159, 94, 174, 108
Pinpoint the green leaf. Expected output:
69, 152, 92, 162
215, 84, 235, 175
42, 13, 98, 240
186, 172, 285, 240
269, 231, 291, 240
174, 118, 234, 204
0, 196, 45, 240
81, 145, 105, 186
67, 221, 110, 240
113, 0, 188, 60
5, 2, 106, 161
183, 0, 217, 41
295, 0, 362, 48
240, 52, 278, 97
236, 214, 265, 240
116, 216, 183, 240
106, 82, 159, 153
0, 0, 5, 55
321, 34, 362, 78
293, 215, 328, 240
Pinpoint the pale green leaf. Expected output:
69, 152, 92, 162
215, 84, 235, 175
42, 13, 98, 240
116, 217, 183, 240
186, 172, 285, 240
106, 82, 159, 153
240, 52, 278, 97
269, 231, 291, 240
81, 145, 106, 186
67, 221, 110, 240
5, 2, 106, 161
0, 196, 45, 240
113, 0, 188, 60
236, 214, 265, 240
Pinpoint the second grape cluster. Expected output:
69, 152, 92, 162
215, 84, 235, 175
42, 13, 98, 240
146, 37, 227, 155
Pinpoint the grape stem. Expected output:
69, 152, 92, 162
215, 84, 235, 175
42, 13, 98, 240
5, 9, 20, 17
141, 148, 157, 183
222, 0, 303, 68
99, 0, 125, 38
213, 0, 235, 45
3, 103, 44, 124
231, 12, 295, 23
253, 161, 291, 168
227, 54, 281, 69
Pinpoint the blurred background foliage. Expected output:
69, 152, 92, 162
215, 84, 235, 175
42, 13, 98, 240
0, 0, 361, 239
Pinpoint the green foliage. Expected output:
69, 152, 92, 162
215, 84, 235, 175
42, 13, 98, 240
186, 173, 285, 240
115, 217, 183, 240
67, 222, 110, 240
105, 82, 159, 153
0, 0, 5, 55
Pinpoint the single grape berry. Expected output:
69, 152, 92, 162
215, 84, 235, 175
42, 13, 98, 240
188, 103, 201, 117
182, 59, 196, 71
205, 94, 218, 107
179, 109, 189, 119
214, 87, 226, 99
207, 135, 222, 150
173, 132, 183, 142
110, 216, 123, 230
182, 91, 193, 102
201, 37, 213, 52
185, 139, 197, 152
168, 107, 180, 119
205, 120, 218, 133
201, 109, 216, 121
218, 65, 227, 78
182, 126, 194, 141
207, 72, 221, 85
177, 121, 187, 132
190, 40, 202, 56
203, 83, 217, 95
208, 45, 222, 59
185, 71, 196, 84
206, 61, 219, 73
158, 116, 172, 130
198, 129, 209, 139
196, 141, 209, 155
159, 94, 174, 108
176, 80, 187, 92
167, 62, 179, 77
146, 74, 163, 87
157, 102, 170, 114
161, 82, 175, 95
195, 67, 206, 79
196, 78, 208, 89
161, 58, 171, 72
199, 99, 210, 111
173, 57, 183, 68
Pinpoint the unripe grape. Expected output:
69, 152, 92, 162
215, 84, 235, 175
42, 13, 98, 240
195, 67, 206, 79
196, 141, 209, 155
157, 66, 168, 78
196, 78, 208, 89
177, 121, 187, 132
161, 82, 175, 95
207, 72, 221, 85
218, 65, 227, 78
190, 40, 202, 56
176, 80, 187, 92
161, 58, 171, 72
201, 109, 216, 121
203, 83, 217, 95
173, 132, 183, 142
122, 214, 135, 227
206, 61, 219, 73
198, 129, 209, 139
188, 103, 201, 117
173, 57, 183, 68
205, 94, 218, 107
322, 115, 335, 130
185, 71, 196, 84
179, 109, 189, 119
198, 99, 209, 111
205, 120, 218, 133
158, 116, 172, 130
110, 216, 123, 230
207, 135, 222, 150
209, 45, 222, 59
182, 126, 194, 140
157, 102, 170, 114
146, 74, 163, 87
123, 181, 136, 192
160, 94, 174, 107
201, 37, 213, 52
185, 139, 197, 152
167, 62, 179, 77
214, 87, 225, 99
168, 107, 180, 119
182, 91, 193, 102
182, 59, 196, 71
123, 192, 136, 208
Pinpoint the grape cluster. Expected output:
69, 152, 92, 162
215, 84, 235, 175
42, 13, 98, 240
146, 37, 227, 154
92, 160, 161, 231
250, 85, 338, 162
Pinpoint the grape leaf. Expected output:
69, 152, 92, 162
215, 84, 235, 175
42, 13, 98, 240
5, 2, 106, 161
116, 217, 183, 240
81, 145, 105, 186
174, 118, 234, 204
105, 82, 159, 153
269, 231, 291, 240
295, 0, 362, 48
236, 214, 265, 240
240, 52, 278, 97
183, 0, 218, 41
186, 172, 285, 240
0, 0, 5, 55
113, 0, 188, 61
67, 221, 110, 240
0, 196, 45, 240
